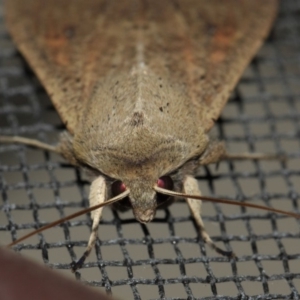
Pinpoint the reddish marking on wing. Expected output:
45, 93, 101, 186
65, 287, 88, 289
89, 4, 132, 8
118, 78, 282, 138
210, 25, 236, 64
44, 33, 70, 67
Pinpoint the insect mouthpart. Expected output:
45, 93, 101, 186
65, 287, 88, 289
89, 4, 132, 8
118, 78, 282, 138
112, 178, 156, 223
111, 176, 174, 223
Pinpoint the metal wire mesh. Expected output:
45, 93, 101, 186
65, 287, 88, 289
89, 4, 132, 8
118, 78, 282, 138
1, 1, 300, 299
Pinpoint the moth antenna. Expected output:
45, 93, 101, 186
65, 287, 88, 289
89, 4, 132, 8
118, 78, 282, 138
7, 190, 130, 247
154, 186, 300, 219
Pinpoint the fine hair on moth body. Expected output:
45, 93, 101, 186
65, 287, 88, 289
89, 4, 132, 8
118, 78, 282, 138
2, 0, 297, 272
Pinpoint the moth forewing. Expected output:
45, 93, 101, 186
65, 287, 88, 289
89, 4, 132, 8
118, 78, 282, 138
2, 0, 280, 269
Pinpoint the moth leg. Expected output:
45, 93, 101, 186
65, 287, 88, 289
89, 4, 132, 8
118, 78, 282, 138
200, 141, 285, 165
71, 176, 106, 272
0, 135, 59, 153
199, 141, 226, 165
183, 175, 234, 258
0, 132, 80, 165
221, 152, 286, 161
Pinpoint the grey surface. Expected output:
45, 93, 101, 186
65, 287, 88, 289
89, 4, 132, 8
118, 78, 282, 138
0, 1, 300, 299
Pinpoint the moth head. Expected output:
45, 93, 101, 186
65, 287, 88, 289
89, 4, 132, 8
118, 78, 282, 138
111, 176, 174, 223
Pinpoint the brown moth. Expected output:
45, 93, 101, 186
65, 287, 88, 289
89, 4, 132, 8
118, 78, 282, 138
2, 0, 292, 271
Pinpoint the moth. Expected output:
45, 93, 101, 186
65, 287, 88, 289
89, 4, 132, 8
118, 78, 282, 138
2, 0, 295, 272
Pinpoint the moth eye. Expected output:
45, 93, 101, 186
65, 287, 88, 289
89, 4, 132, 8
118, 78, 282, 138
156, 176, 174, 206
111, 180, 126, 196
157, 176, 173, 190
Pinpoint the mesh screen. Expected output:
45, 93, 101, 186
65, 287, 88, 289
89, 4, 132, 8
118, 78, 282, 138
1, 1, 300, 299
